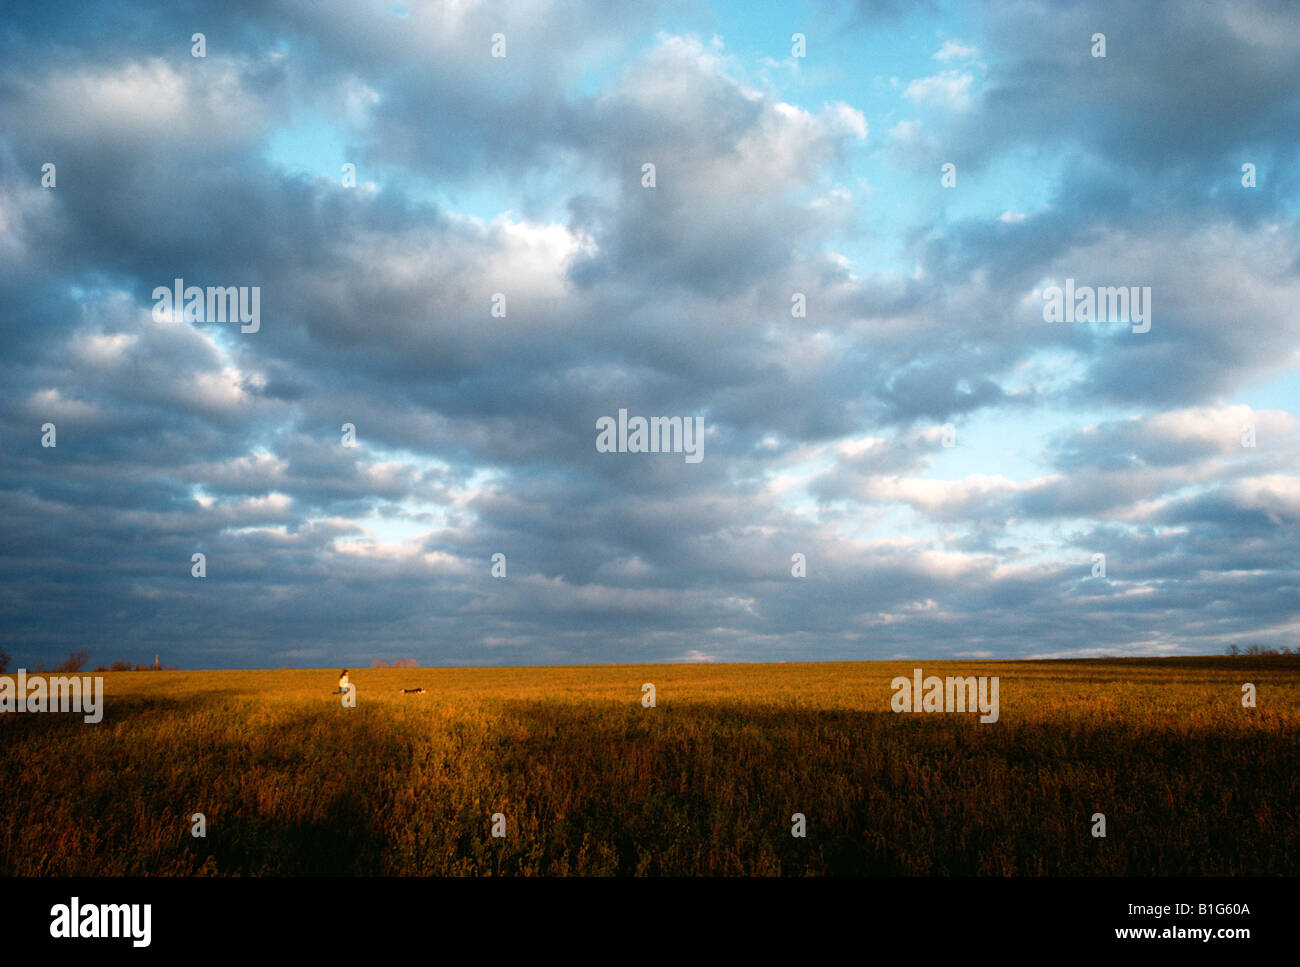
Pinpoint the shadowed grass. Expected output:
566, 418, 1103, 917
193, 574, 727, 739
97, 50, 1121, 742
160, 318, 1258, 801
1, 657, 1296, 875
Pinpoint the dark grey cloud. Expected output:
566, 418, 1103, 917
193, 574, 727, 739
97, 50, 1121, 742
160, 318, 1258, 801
0, 0, 1296, 668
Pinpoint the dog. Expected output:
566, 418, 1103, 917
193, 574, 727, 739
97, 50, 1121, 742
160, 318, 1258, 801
400, 687, 426, 694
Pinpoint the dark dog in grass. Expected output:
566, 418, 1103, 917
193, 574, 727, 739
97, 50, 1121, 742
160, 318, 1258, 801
401, 687, 426, 694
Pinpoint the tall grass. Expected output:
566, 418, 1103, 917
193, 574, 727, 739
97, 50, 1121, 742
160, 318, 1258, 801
2, 657, 1296, 875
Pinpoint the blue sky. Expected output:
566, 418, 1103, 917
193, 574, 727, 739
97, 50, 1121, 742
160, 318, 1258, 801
1, 0, 1298, 668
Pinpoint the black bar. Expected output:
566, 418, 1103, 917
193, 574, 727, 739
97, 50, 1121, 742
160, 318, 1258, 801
3, 876, 1282, 955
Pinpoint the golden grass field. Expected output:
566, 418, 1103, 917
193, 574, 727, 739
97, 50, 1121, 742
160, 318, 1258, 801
2, 656, 1297, 876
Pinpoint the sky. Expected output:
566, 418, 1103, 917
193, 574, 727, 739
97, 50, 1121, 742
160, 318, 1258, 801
1, 0, 1298, 669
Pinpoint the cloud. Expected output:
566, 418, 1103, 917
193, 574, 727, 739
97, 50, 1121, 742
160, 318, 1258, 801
933, 40, 977, 62
0, 2, 1295, 667
903, 70, 974, 110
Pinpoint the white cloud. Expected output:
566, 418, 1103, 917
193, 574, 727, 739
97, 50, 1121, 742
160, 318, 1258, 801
933, 40, 978, 62
903, 70, 974, 110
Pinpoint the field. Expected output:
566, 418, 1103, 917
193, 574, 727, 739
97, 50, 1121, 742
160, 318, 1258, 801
2, 657, 1297, 876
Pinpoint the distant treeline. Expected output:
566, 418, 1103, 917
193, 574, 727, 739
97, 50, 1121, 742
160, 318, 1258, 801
0, 647, 1292, 676
0, 650, 177, 674
91, 661, 180, 673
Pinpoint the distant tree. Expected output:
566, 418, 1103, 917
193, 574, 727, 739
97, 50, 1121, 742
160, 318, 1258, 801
1226, 644, 1240, 656
0, 649, 10, 673
1249, 644, 1286, 656
110, 660, 131, 672
92, 666, 108, 673
372, 659, 390, 668
52, 650, 91, 673
393, 658, 418, 668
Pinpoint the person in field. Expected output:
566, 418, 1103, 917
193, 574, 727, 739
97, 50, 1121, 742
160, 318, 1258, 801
334, 669, 350, 694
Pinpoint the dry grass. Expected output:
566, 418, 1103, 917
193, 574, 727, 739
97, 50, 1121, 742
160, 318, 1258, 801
2, 656, 1296, 875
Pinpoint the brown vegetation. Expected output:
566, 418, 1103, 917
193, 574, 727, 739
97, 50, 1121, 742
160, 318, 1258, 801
2, 656, 1296, 876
